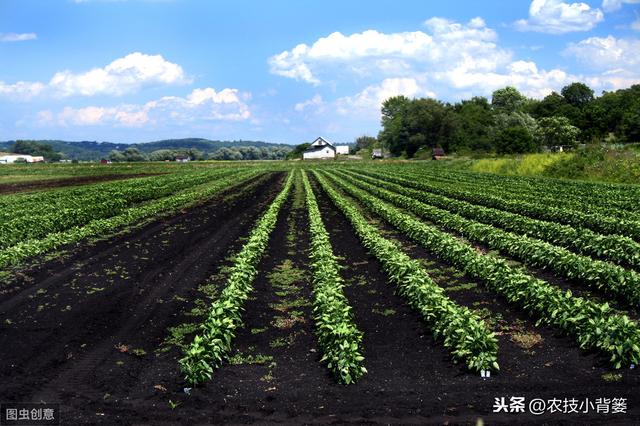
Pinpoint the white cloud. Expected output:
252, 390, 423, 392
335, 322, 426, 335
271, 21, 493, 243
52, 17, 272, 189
0, 81, 46, 100
602, 0, 640, 12
40, 87, 250, 128
0, 33, 37, 42
565, 35, 640, 69
0, 52, 189, 100
294, 94, 324, 112
336, 78, 435, 117
564, 35, 640, 89
49, 52, 189, 97
271, 16, 639, 105
632, 15, 640, 30
514, 0, 604, 34
269, 17, 508, 86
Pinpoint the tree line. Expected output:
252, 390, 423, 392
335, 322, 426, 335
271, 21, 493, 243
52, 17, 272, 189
106, 146, 291, 162
375, 83, 640, 157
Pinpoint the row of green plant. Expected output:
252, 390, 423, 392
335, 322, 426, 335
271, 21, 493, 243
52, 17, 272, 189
0, 169, 262, 271
355, 168, 640, 241
179, 172, 294, 386
321, 171, 640, 369
345, 169, 640, 270
0, 168, 237, 250
312, 171, 499, 373
301, 170, 366, 384
388, 163, 640, 214
335, 170, 640, 306
388, 166, 640, 221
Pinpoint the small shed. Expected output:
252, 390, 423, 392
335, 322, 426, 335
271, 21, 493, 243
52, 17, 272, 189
371, 149, 383, 159
432, 147, 446, 160
303, 137, 336, 160
175, 155, 190, 163
100, 158, 111, 164
336, 145, 349, 155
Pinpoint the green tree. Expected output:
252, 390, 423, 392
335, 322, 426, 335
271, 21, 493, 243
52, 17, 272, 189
379, 96, 411, 156
11, 140, 62, 161
561, 82, 594, 108
536, 116, 580, 148
491, 86, 526, 113
450, 96, 494, 152
355, 135, 377, 151
494, 127, 537, 154
285, 143, 311, 160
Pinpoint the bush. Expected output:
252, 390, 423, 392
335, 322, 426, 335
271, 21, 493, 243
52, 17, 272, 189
494, 127, 537, 154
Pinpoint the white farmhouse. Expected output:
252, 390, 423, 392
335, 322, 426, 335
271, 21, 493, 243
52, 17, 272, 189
335, 145, 349, 155
0, 154, 38, 164
303, 137, 336, 160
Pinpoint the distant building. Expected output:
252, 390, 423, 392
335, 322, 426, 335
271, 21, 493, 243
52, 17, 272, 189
0, 154, 37, 164
371, 149, 383, 159
175, 155, 190, 162
336, 145, 350, 155
100, 158, 111, 164
432, 147, 446, 160
303, 137, 336, 160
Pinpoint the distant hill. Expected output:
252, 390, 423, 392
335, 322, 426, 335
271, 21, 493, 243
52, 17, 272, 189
0, 138, 292, 161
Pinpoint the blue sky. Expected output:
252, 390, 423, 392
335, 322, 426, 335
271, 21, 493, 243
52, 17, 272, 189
1, 0, 638, 144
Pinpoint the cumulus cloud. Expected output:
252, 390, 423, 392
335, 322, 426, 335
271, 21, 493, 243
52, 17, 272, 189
294, 94, 324, 112
49, 52, 189, 97
269, 17, 509, 86
0, 52, 188, 100
269, 17, 587, 102
39, 87, 250, 128
336, 78, 433, 117
565, 35, 640, 69
564, 35, 640, 89
514, 0, 604, 34
602, 0, 640, 12
0, 32, 37, 42
0, 81, 46, 100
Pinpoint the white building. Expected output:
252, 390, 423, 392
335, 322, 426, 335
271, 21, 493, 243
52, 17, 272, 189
303, 137, 336, 160
335, 145, 350, 155
0, 154, 43, 164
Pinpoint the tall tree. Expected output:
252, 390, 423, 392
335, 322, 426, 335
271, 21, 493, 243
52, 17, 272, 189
491, 86, 526, 113
561, 82, 594, 108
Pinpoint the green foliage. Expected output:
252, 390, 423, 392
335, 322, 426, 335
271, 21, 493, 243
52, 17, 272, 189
11, 140, 62, 161
355, 168, 640, 270
338, 170, 640, 306
314, 171, 499, 372
561, 82, 594, 108
376, 83, 639, 156
210, 146, 291, 160
109, 147, 147, 162
491, 86, 526, 113
536, 116, 580, 147
302, 171, 366, 384
494, 126, 537, 154
148, 148, 205, 161
179, 172, 294, 386
0, 169, 259, 270
324, 168, 640, 369
354, 135, 377, 151
285, 143, 311, 160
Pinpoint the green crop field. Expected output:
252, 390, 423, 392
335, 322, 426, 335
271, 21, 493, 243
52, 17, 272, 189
0, 161, 638, 423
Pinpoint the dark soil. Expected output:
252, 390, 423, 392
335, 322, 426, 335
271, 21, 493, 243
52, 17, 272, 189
315, 174, 640, 424
0, 173, 162, 194
0, 170, 638, 425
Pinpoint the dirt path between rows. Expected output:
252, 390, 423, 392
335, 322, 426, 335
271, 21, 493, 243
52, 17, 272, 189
0, 172, 284, 422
